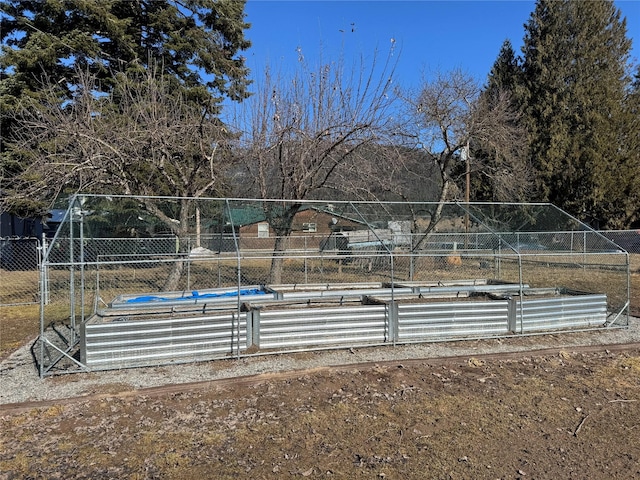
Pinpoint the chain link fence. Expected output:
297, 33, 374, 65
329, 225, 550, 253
0, 237, 42, 306
600, 230, 640, 255
1, 196, 633, 375
3, 229, 637, 309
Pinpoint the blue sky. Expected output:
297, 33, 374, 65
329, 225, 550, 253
243, 0, 639, 89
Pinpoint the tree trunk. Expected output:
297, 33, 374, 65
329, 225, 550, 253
160, 198, 192, 292
163, 249, 186, 291
269, 235, 287, 285
266, 204, 299, 285
412, 176, 452, 252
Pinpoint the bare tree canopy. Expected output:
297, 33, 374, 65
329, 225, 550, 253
232, 45, 400, 282
1, 0, 251, 217
398, 69, 530, 242
6, 67, 235, 289
7, 67, 232, 209
237, 47, 399, 201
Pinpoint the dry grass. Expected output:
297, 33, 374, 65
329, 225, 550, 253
0, 303, 70, 360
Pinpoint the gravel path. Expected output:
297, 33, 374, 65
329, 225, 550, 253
2, 316, 640, 406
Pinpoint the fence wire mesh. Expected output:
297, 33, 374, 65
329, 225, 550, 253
10, 195, 632, 376
0, 237, 42, 305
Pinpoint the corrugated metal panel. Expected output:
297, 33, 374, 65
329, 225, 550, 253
398, 301, 510, 340
279, 287, 414, 301
79, 289, 609, 372
256, 305, 388, 349
274, 283, 526, 302
394, 279, 490, 288
510, 295, 607, 332
409, 284, 527, 295
270, 282, 385, 291
82, 311, 245, 370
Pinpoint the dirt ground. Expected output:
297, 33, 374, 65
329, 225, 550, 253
1, 346, 639, 479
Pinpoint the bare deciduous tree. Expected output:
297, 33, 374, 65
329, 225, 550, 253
6, 67, 233, 290
234, 46, 399, 283
398, 69, 530, 248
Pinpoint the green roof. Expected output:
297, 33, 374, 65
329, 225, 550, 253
226, 207, 266, 226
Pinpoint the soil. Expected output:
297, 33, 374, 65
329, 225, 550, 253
2, 345, 640, 479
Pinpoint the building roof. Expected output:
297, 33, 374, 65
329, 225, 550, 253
225, 205, 367, 227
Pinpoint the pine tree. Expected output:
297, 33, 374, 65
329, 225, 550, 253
472, 40, 531, 202
1, 0, 250, 105
520, 0, 635, 227
486, 40, 521, 95
617, 66, 640, 227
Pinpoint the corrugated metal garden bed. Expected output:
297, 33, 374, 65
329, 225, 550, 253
79, 279, 609, 371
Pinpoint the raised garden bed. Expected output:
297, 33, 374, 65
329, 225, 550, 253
79, 280, 608, 371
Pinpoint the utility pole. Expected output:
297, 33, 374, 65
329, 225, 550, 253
464, 140, 470, 247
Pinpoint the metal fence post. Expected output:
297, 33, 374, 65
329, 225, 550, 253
388, 301, 399, 345
186, 236, 191, 290
41, 234, 50, 305
69, 199, 76, 345
248, 308, 261, 349
38, 247, 47, 378
304, 237, 308, 284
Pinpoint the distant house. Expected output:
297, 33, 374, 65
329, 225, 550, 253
1, 211, 44, 238
0, 209, 65, 270
230, 206, 366, 251
0, 209, 65, 238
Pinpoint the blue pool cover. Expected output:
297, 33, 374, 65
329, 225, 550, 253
126, 288, 265, 303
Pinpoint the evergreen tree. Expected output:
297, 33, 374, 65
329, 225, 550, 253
1, 0, 250, 105
471, 40, 531, 203
486, 40, 521, 95
520, 0, 636, 227
618, 66, 640, 227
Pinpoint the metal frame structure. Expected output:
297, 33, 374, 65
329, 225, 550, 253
35, 195, 630, 376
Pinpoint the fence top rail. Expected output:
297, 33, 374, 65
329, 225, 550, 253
67, 194, 554, 207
